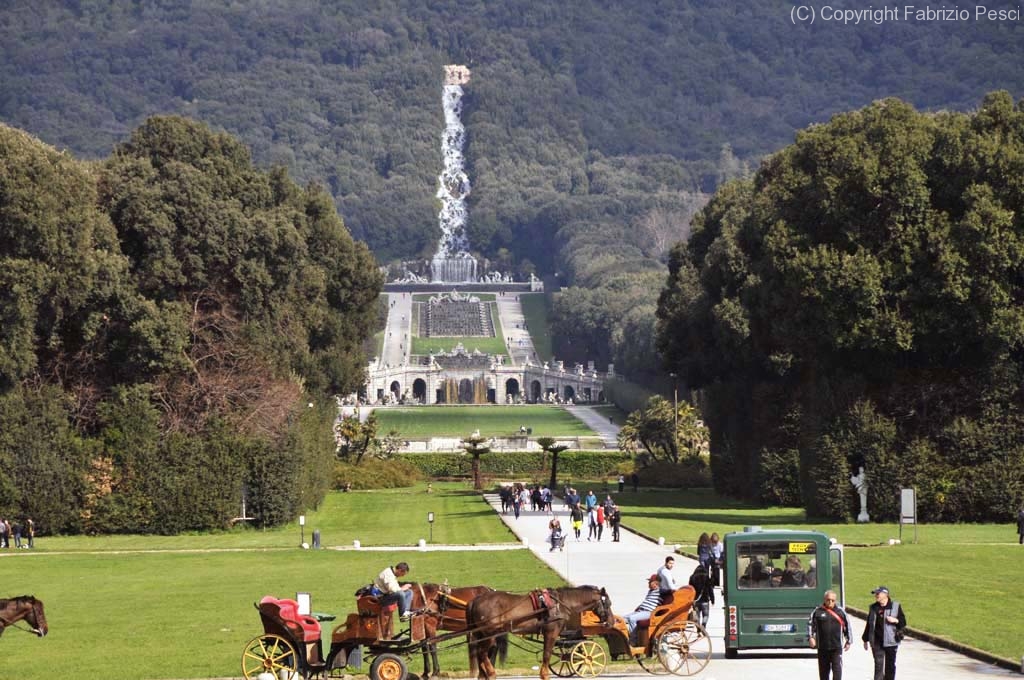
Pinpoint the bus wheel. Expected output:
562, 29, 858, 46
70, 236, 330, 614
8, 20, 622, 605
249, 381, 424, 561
724, 647, 738, 659
655, 621, 711, 676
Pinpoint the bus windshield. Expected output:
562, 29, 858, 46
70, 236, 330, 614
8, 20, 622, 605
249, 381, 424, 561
735, 540, 818, 589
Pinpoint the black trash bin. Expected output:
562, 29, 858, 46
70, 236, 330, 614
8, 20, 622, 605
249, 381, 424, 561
312, 529, 321, 549
526, 427, 532, 435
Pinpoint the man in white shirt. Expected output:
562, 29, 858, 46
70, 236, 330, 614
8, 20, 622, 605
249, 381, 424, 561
375, 562, 414, 618
657, 556, 677, 599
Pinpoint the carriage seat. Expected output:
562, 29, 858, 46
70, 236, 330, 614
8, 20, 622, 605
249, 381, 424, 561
258, 596, 321, 642
356, 595, 398, 617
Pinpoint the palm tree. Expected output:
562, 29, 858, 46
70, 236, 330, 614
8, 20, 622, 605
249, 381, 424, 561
536, 436, 570, 491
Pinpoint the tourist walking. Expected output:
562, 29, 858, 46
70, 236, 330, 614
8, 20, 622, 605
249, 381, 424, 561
709, 532, 724, 587
631, 472, 639, 492
862, 586, 907, 680
618, 474, 625, 492
688, 564, 715, 627
570, 503, 584, 540
696, 532, 712, 569
808, 590, 852, 680
609, 505, 621, 542
1017, 506, 1024, 544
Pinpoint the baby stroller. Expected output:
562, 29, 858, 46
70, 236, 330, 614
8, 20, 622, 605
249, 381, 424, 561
549, 528, 566, 551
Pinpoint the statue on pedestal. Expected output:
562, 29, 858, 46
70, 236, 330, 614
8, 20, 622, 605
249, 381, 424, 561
850, 466, 870, 522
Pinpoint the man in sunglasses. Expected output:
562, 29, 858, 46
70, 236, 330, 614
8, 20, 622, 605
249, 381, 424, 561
808, 590, 852, 680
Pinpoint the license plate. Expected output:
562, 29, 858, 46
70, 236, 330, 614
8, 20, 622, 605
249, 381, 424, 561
762, 624, 795, 632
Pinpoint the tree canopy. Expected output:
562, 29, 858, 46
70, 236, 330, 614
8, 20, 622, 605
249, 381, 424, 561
657, 93, 1024, 521
0, 117, 382, 533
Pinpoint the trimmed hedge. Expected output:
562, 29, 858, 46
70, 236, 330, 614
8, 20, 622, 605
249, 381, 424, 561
397, 450, 630, 479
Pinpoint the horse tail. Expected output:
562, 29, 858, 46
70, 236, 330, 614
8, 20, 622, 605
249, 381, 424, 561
494, 633, 508, 666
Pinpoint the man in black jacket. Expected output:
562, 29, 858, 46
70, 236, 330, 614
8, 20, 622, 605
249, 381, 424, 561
808, 590, 852, 680
861, 586, 907, 680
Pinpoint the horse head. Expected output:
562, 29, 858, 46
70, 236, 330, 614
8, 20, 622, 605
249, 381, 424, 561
30, 597, 47, 637
4, 596, 47, 637
592, 587, 613, 627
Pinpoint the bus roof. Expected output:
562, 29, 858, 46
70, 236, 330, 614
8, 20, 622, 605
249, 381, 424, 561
723, 527, 832, 540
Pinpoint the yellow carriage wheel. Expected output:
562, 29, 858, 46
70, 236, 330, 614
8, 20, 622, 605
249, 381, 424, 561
241, 633, 299, 680
569, 640, 607, 677
655, 620, 712, 676
370, 652, 408, 680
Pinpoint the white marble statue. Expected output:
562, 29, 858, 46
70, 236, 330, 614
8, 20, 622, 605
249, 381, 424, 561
850, 466, 870, 523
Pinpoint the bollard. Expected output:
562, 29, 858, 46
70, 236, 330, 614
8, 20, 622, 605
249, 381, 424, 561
353, 539, 361, 549
522, 537, 529, 547
658, 537, 665, 546
418, 539, 427, 550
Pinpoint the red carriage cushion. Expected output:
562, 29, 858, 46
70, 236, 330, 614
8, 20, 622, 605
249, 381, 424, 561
259, 596, 321, 642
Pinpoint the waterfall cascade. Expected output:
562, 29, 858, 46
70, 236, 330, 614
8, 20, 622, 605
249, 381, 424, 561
432, 65, 477, 283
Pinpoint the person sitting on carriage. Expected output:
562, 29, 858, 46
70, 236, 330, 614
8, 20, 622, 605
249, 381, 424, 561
548, 518, 565, 551
625, 574, 663, 646
375, 561, 414, 619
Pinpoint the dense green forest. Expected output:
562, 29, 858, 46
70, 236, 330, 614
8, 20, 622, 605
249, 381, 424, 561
657, 93, 1024, 521
2, 1, 1023, 378
0, 117, 381, 533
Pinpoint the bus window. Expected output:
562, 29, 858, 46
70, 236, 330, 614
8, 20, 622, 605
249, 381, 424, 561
735, 541, 816, 589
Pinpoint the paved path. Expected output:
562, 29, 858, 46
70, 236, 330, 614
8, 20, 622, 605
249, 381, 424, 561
494, 293, 536, 366
381, 293, 414, 368
485, 495, 1019, 680
564, 405, 620, 448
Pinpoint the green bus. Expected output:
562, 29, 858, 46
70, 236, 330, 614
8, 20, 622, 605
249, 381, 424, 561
722, 527, 845, 658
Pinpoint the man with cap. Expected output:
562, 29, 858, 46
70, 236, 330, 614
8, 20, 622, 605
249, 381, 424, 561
624, 574, 662, 646
808, 589, 852, 680
861, 586, 907, 680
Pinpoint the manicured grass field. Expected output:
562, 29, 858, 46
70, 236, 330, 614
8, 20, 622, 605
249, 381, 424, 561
0, 484, 564, 680
519, 293, 553, 361
604, 486, 1021, 661
374, 405, 596, 437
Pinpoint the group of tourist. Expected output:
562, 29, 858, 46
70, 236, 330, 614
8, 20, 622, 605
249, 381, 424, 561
499, 483, 555, 519
0, 517, 33, 549
557, 488, 622, 545
809, 585, 908, 680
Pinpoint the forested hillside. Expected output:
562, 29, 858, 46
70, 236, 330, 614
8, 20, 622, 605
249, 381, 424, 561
2, 1, 1023, 380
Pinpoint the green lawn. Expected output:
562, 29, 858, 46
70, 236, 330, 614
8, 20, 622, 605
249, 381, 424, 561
374, 405, 596, 437
0, 484, 566, 680
608, 487, 1021, 661
519, 293, 553, 361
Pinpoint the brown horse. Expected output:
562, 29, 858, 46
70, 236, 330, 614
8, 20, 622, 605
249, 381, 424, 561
0, 596, 47, 637
466, 586, 611, 680
407, 583, 507, 680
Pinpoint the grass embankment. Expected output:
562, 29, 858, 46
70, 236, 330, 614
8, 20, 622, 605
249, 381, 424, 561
605, 487, 1021, 661
0, 484, 563, 680
519, 293, 553, 361
375, 404, 596, 437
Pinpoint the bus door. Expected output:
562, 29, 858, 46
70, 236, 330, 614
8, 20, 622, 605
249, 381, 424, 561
829, 543, 846, 608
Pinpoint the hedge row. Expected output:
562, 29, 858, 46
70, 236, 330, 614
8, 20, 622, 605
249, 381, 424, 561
396, 450, 630, 479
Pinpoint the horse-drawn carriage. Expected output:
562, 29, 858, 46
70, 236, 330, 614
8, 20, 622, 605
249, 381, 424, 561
242, 583, 710, 680
242, 584, 501, 680
550, 585, 711, 677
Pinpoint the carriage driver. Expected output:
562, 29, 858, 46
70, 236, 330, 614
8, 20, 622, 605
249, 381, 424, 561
375, 562, 415, 619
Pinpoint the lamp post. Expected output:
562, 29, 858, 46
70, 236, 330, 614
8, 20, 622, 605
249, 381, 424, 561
669, 373, 678, 455
299, 514, 306, 547
427, 512, 435, 542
